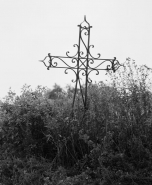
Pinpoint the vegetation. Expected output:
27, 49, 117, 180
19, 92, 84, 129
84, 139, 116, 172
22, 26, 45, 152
1, 59, 152, 184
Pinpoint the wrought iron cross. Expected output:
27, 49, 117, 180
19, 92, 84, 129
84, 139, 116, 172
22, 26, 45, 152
40, 16, 122, 110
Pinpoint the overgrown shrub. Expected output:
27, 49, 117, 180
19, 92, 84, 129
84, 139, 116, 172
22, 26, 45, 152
1, 59, 152, 184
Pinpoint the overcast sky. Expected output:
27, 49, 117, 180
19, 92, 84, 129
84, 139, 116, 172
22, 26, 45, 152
0, 0, 152, 99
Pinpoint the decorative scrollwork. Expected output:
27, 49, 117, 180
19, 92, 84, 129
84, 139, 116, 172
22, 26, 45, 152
66, 44, 79, 58
88, 68, 99, 76
89, 45, 101, 59
40, 16, 122, 110
88, 78, 92, 83
84, 30, 89, 36
64, 67, 77, 83
89, 58, 94, 65
71, 58, 78, 68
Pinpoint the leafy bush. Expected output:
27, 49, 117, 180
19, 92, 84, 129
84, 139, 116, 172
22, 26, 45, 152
1, 59, 152, 184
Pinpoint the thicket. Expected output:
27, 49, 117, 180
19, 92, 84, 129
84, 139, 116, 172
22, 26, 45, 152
1, 59, 152, 184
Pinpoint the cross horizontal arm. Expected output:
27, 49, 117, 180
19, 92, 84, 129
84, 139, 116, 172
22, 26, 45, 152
39, 65, 119, 71
40, 54, 122, 73
40, 55, 117, 61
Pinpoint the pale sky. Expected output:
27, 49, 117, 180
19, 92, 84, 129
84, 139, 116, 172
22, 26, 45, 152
0, 0, 152, 99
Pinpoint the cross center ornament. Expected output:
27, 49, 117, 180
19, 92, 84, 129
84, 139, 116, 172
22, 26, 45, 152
40, 16, 122, 110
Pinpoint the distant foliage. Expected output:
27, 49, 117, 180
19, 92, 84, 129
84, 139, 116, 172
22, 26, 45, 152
1, 59, 152, 184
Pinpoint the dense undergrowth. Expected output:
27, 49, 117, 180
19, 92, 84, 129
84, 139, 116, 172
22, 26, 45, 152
1, 59, 152, 184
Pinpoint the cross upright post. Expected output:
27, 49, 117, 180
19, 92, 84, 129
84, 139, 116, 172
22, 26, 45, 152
40, 16, 122, 111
